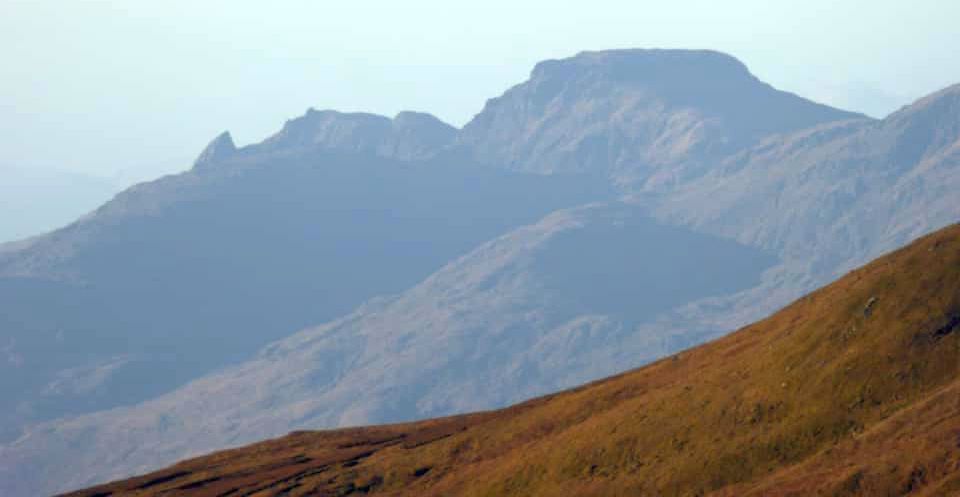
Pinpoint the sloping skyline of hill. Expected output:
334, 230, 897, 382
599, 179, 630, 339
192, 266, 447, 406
1, 49, 958, 496
67, 222, 960, 497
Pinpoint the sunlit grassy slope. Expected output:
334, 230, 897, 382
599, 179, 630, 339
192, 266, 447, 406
67, 223, 960, 497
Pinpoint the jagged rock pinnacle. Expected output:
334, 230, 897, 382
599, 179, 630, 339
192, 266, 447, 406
193, 131, 237, 169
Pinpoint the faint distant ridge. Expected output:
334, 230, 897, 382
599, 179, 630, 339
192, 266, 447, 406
190, 49, 866, 183
458, 48, 867, 186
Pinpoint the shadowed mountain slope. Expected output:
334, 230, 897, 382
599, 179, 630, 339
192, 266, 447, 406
0, 140, 608, 438
66, 223, 960, 497
0, 203, 777, 496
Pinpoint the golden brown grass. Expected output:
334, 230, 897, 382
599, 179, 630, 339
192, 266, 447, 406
66, 224, 960, 497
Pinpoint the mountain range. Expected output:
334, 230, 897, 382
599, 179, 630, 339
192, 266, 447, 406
67, 221, 960, 496
0, 48, 958, 496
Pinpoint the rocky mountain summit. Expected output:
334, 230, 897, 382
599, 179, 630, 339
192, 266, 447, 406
192, 131, 238, 169
458, 49, 865, 187
0, 49, 957, 496
255, 109, 458, 161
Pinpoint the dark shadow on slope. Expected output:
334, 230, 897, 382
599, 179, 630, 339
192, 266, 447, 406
532, 205, 777, 328
0, 151, 611, 432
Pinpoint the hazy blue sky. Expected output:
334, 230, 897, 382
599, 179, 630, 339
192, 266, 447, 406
2, 0, 959, 181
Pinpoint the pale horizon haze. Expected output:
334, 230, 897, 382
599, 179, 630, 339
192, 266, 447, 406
2, 1, 959, 180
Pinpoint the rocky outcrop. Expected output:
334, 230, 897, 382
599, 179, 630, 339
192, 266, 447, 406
192, 131, 237, 169
256, 109, 456, 161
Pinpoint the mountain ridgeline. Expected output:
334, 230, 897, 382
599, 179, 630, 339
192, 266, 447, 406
68, 223, 960, 497
458, 49, 864, 186
0, 146, 609, 435
0, 49, 843, 439
1, 49, 959, 496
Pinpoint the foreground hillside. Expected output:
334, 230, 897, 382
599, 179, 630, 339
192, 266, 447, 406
68, 223, 960, 496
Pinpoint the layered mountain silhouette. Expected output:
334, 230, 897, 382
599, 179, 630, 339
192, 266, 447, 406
0, 49, 958, 496
0, 132, 607, 435
657, 82, 960, 272
67, 223, 960, 496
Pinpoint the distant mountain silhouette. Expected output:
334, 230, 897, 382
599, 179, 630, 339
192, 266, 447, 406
1, 49, 958, 497
0, 137, 608, 439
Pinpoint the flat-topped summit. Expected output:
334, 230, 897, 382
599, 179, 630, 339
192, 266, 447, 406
529, 48, 756, 87
459, 49, 866, 187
